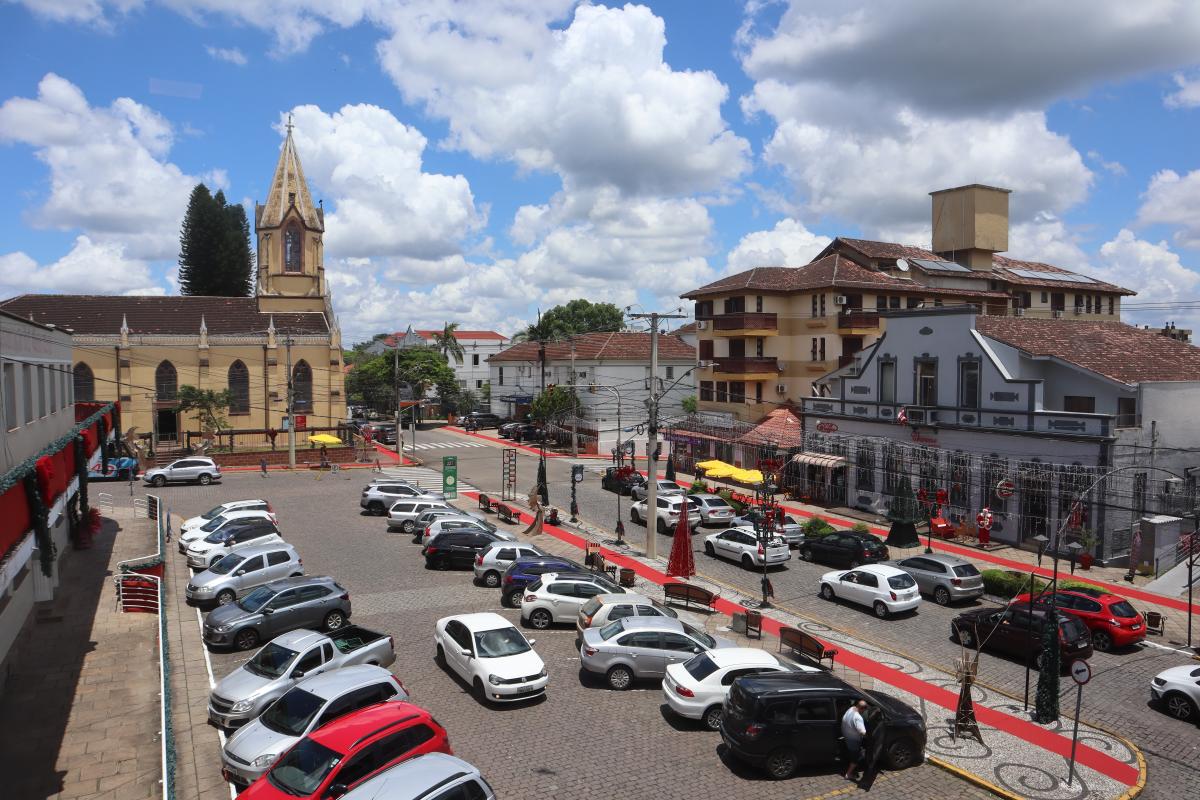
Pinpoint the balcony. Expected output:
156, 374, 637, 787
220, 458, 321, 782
712, 312, 778, 336
837, 354, 859, 369
837, 311, 881, 333
712, 357, 780, 379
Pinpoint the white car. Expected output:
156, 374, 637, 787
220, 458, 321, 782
631, 478, 686, 502
819, 564, 921, 618
1150, 663, 1200, 721
434, 612, 547, 704
703, 527, 791, 569
520, 572, 625, 629
181, 499, 271, 533
386, 499, 453, 533
143, 456, 221, 487
689, 493, 736, 526
662, 648, 812, 730
185, 519, 284, 569
630, 494, 701, 534
474, 541, 547, 588
178, 509, 276, 554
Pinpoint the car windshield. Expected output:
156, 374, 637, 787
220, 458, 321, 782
208, 554, 245, 575
201, 505, 227, 521
1109, 600, 1138, 618
783, 516, 798, 525
684, 653, 719, 681
238, 586, 275, 613
474, 627, 531, 658
952, 563, 981, 577
261, 689, 325, 737
201, 516, 227, 532
887, 573, 916, 589
683, 623, 715, 649
245, 643, 298, 678
599, 620, 625, 640
268, 738, 342, 795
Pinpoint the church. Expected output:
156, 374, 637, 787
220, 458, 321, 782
1, 124, 347, 445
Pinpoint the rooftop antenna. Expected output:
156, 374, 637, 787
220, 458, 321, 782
896, 258, 910, 272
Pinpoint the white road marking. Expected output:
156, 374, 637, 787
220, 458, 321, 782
192, 606, 238, 799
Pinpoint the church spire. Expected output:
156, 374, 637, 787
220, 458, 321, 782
259, 114, 323, 232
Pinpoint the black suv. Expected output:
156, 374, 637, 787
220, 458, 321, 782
463, 412, 504, 429
951, 606, 1093, 672
799, 531, 888, 568
720, 672, 925, 780
423, 530, 503, 570
601, 466, 646, 495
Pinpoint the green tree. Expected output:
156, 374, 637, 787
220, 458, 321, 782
432, 322, 465, 365
521, 299, 624, 341
177, 385, 232, 433
531, 385, 578, 423
178, 184, 255, 296
345, 349, 457, 414
1033, 608, 1061, 723
681, 395, 698, 414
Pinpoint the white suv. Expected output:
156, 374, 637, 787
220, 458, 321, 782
474, 542, 547, 588
178, 509, 276, 554
185, 519, 284, 569
387, 500, 452, 533
520, 572, 624, 630
361, 482, 444, 515
182, 500, 271, 533
703, 527, 791, 569
630, 494, 701, 534
144, 457, 221, 487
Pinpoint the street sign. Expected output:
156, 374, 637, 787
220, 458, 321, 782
1069, 659, 1091, 685
572, 464, 585, 483
501, 448, 517, 501
996, 478, 1015, 499
442, 456, 458, 500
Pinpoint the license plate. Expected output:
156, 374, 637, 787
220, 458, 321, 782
1131, 624, 1141, 630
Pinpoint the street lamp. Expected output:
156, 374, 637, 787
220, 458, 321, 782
753, 479, 778, 609
1067, 541, 1083, 575
1033, 534, 1049, 568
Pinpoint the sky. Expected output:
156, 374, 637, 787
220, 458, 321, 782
1, 0, 1199, 343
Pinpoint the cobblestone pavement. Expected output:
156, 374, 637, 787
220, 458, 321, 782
0, 506, 161, 800
150, 465, 994, 800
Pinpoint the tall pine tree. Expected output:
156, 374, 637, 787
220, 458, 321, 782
178, 184, 255, 296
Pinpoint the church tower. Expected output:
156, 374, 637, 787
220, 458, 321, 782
255, 117, 327, 314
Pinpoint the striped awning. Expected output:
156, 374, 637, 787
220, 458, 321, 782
791, 452, 847, 468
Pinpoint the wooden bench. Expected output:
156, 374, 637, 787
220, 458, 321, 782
495, 504, 520, 524
778, 626, 837, 669
477, 493, 491, 512
663, 582, 719, 612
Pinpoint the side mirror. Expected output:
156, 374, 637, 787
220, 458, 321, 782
692, 647, 702, 654
459, 648, 472, 658
234, 570, 246, 577
528, 638, 537, 646
292, 670, 305, 679
262, 607, 275, 615
326, 784, 348, 799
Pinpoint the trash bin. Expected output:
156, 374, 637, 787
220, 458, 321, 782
730, 613, 748, 634
619, 567, 636, 587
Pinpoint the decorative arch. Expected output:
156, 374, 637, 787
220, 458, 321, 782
228, 360, 250, 414
284, 222, 303, 273
155, 360, 177, 401
292, 360, 312, 410
73, 362, 94, 402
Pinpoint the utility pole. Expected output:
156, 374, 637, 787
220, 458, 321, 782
631, 311, 685, 560
284, 332, 296, 469
394, 340, 402, 461
570, 338, 578, 457
537, 339, 548, 505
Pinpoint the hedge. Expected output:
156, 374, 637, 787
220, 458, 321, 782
981, 569, 1099, 600
802, 517, 837, 537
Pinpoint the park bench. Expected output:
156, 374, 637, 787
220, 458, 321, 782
495, 504, 520, 524
663, 581, 719, 612
778, 626, 837, 669
477, 493, 491, 512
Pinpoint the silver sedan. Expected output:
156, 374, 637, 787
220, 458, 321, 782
579, 617, 735, 690
885, 553, 985, 605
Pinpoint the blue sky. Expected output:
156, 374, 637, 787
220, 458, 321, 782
2, 1, 1199, 341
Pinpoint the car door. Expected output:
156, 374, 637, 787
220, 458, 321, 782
544, 581, 576, 619
290, 646, 325, 682
444, 620, 473, 680
814, 533, 843, 562
838, 570, 865, 604
792, 696, 839, 765
659, 631, 702, 673
854, 570, 880, 606
899, 557, 932, 593
561, 582, 604, 622
265, 549, 295, 581
262, 588, 304, 637
232, 554, 267, 592
618, 631, 665, 677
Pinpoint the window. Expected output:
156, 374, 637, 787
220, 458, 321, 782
959, 361, 979, 409
876, 296, 887, 311
695, 300, 713, 319
3, 362, 16, 430
1040, 291, 1048, 304
915, 359, 936, 406
1116, 396, 1137, 427
755, 382, 763, 404
856, 444, 875, 492
472, 354, 479, 366
699, 340, 714, 360
730, 381, 746, 402
155, 360, 177, 401
906, 297, 920, 309
661, 633, 697, 652
1108, 297, 1115, 315
1062, 396, 1095, 413
715, 382, 728, 403
889, 296, 901, 309
267, 550, 291, 566
292, 360, 312, 410
755, 295, 763, 312
48, 365, 57, 412
882, 442, 903, 497
227, 360, 250, 414
618, 632, 660, 649
284, 222, 303, 272
1074, 294, 1084, 310
666, 366, 674, 380
22, 365, 33, 423
879, 360, 895, 405
497, 367, 504, 386
294, 648, 323, 675
723, 296, 745, 314
700, 381, 713, 401
239, 555, 266, 573
67, 362, 92, 403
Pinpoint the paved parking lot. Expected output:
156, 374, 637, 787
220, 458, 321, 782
156, 468, 994, 799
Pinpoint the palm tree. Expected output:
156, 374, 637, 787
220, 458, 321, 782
433, 322, 465, 365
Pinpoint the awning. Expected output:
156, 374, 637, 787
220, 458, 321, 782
791, 452, 847, 468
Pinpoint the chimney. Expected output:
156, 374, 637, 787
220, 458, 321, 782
931, 184, 1011, 270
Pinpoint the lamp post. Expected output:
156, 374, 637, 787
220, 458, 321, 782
1033, 534, 1049, 568
753, 479, 778, 609
1067, 540, 1083, 575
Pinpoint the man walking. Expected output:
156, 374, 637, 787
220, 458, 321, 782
259, 456, 268, 478
841, 699, 868, 780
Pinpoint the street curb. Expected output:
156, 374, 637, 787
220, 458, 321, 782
927, 756, 1023, 800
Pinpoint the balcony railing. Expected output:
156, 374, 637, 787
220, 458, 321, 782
1114, 414, 1142, 429
837, 354, 858, 368
713, 312, 778, 332
713, 357, 780, 375
837, 311, 881, 329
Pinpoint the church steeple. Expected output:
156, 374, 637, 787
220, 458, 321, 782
259, 115, 323, 233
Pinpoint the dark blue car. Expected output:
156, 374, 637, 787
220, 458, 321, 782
500, 556, 586, 608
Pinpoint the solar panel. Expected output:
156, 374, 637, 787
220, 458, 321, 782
1008, 268, 1095, 284
911, 258, 971, 273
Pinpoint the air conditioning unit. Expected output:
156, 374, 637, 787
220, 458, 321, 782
698, 360, 713, 368
1014, 307, 1025, 317
696, 320, 708, 330
775, 383, 787, 394
835, 295, 848, 305
1052, 310, 1064, 319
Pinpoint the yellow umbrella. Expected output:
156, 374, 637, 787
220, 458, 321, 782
705, 463, 738, 478
308, 433, 342, 445
695, 459, 724, 471
735, 468, 765, 485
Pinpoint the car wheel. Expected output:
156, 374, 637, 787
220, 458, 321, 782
820, 583, 835, 601
1164, 691, 1198, 721
704, 542, 716, 557
152, 475, 166, 488
800, 547, 813, 562
233, 628, 259, 651
702, 705, 724, 731
934, 586, 952, 606
957, 627, 976, 648
1034, 651, 1047, 671
435, 644, 446, 668
607, 665, 633, 691
529, 609, 553, 630
483, 571, 501, 588
657, 518, 668, 534
505, 589, 524, 608
873, 601, 889, 619
402, 520, 415, 534
1091, 629, 1113, 653
473, 678, 488, 704
886, 737, 920, 770
323, 611, 346, 631
215, 589, 235, 606
741, 554, 753, 570
764, 748, 798, 780
199, 473, 212, 486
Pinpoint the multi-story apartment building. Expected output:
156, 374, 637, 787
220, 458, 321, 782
682, 184, 1133, 422
368, 327, 509, 394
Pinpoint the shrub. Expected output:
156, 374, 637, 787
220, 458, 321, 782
980, 569, 1100, 600
717, 488, 746, 513
802, 517, 837, 537
689, 480, 705, 494
851, 522, 872, 534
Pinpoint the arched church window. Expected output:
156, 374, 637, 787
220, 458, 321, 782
228, 360, 250, 414
156, 361, 177, 401
74, 363, 94, 402
292, 360, 312, 410
284, 223, 302, 273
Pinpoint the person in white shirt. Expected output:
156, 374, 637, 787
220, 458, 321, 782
841, 699, 868, 780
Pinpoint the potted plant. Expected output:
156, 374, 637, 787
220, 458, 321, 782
1078, 529, 1096, 570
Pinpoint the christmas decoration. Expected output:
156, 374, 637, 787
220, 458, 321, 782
885, 475, 922, 547
1033, 608, 1061, 723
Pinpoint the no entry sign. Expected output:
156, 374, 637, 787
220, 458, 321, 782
1069, 659, 1091, 685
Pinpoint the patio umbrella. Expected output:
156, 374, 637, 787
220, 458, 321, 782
308, 433, 342, 445
705, 463, 737, 479
664, 453, 676, 482
695, 459, 723, 471
667, 501, 695, 578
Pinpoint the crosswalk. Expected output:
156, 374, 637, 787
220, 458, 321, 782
380, 465, 480, 493
407, 440, 490, 451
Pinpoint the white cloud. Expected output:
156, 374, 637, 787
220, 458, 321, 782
0, 235, 163, 297
205, 45, 247, 65
1165, 72, 1200, 109
1087, 150, 1127, 176
1136, 169, 1200, 249
1092, 229, 1200, 329
0, 73, 198, 260
1008, 215, 1092, 271
727, 219, 831, 271
11, 0, 113, 25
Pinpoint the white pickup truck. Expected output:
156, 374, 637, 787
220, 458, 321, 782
208, 626, 396, 729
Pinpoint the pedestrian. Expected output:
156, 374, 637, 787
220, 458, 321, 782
267, 427, 278, 451
841, 699, 868, 780
260, 457, 268, 478
320, 443, 329, 462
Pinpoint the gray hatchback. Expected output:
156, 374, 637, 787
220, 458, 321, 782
580, 617, 735, 690
886, 553, 984, 605
203, 576, 351, 651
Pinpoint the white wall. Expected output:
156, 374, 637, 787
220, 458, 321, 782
1, 315, 75, 472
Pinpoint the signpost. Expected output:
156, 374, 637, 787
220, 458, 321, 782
1066, 658, 1091, 786
501, 448, 518, 502
570, 464, 584, 522
442, 456, 458, 500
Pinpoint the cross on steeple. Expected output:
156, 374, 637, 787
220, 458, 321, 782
285, 113, 294, 136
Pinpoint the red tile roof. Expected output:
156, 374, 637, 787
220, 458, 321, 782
827, 238, 940, 262
739, 407, 804, 448
489, 332, 695, 362
0, 294, 329, 335
672, 322, 698, 335
411, 329, 508, 341
975, 317, 1200, 384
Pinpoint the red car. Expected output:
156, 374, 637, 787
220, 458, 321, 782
241, 702, 451, 799
1012, 587, 1144, 652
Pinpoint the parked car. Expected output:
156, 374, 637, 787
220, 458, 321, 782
203, 577, 352, 651
185, 518, 284, 570
732, 512, 806, 547
703, 527, 791, 569
820, 564, 921, 619
1012, 587, 1145, 652
385, 499, 453, 533
601, 466, 646, 495
631, 478, 686, 502
580, 617, 735, 690
663, 648, 809, 730
575, 592, 676, 645
369, 423, 398, 445
689, 493, 736, 526
143, 456, 221, 487
1150, 663, 1200, 721
413, 508, 475, 532
178, 509, 276, 553
885, 554, 984, 606
207, 626, 396, 728
498, 422, 524, 439
221, 665, 408, 788
951, 606, 1093, 671
474, 541, 548, 588
423, 530, 502, 570
341, 754, 494, 800
239, 702, 451, 799
799, 530, 888, 568
182, 499, 272, 533
499, 556, 586, 608
420, 516, 507, 546
520, 572, 625, 629
462, 412, 504, 429
630, 494, 701, 534
720, 672, 926, 779
361, 482, 444, 515
187, 543, 303, 607
435, 612, 548, 704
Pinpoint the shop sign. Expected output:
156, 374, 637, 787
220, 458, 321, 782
815, 421, 839, 433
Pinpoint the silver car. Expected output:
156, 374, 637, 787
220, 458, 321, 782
703, 527, 791, 568
580, 617, 735, 690
473, 541, 547, 588
220, 664, 407, 788
360, 482, 444, 515
689, 493, 736, 526
186, 543, 303, 607
143, 456, 221, 487
730, 513, 806, 547
886, 553, 985, 605
386, 499, 453, 533
341, 754, 495, 800
631, 478, 687, 502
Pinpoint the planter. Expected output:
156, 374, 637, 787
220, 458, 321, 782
1079, 553, 1094, 570
619, 567, 636, 587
